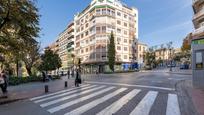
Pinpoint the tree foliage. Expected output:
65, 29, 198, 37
0, 0, 40, 76
38, 49, 62, 72
108, 31, 116, 72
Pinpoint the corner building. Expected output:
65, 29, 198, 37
192, 0, 204, 88
74, 0, 138, 73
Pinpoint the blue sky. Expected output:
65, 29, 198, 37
36, 0, 193, 49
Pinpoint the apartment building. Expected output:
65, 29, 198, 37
155, 49, 172, 61
48, 41, 59, 53
137, 42, 147, 68
74, 0, 138, 72
192, 0, 204, 88
57, 22, 75, 71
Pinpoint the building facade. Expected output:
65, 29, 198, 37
57, 22, 75, 72
74, 0, 138, 72
192, 0, 204, 88
137, 42, 147, 68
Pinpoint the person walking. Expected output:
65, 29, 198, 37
75, 69, 81, 87
67, 70, 70, 79
0, 70, 8, 97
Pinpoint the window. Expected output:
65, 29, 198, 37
117, 28, 121, 33
196, 52, 203, 69
107, 9, 111, 15
124, 47, 128, 51
124, 30, 127, 35
117, 37, 121, 42
117, 20, 121, 25
124, 22, 127, 27
117, 12, 121, 16
139, 46, 141, 51
90, 46, 93, 51
81, 19, 84, 23
86, 40, 89, 44
124, 39, 127, 43
81, 49, 84, 54
117, 46, 121, 50
102, 26, 106, 33
111, 11, 115, 16
86, 48, 88, 52
81, 26, 84, 31
81, 33, 84, 38
124, 14, 127, 19
96, 27, 100, 34
85, 31, 89, 36
86, 23, 89, 28
124, 55, 127, 59
102, 9, 106, 15
96, 9, 101, 15
76, 35, 80, 41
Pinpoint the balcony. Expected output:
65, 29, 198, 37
193, 7, 204, 21
193, 25, 204, 36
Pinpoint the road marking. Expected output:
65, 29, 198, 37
30, 84, 90, 101
65, 88, 127, 115
96, 89, 140, 115
130, 91, 158, 115
40, 85, 106, 107
48, 86, 115, 113
34, 85, 97, 103
85, 81, 174, 91
166, 94, 180, 115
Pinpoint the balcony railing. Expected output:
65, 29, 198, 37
193, 7, 204, 20
193, 25, 204, 35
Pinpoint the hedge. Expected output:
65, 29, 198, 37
8, 75, 61, 86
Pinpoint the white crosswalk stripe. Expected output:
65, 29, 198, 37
40, 85, 106, 107
34, 85, 97, 103
96, 89, 141, 115
29, 84, 181, 115
166, 94, 181, 115
30, 84, 90, 101
48, 86, 115, 113
65, 88, 127, 115
130, 91, 158, 115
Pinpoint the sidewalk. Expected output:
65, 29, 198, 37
177, 80, 204, 115
0, 76, 75, 105
167, 67, 192, 75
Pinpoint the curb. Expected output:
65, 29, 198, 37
0, 98, 25, 105
166, 72, 192, 75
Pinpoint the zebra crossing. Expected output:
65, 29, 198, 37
30, 84, 181, 115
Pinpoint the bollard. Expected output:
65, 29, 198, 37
45, 85, 49, 93
65, 81, 68, 88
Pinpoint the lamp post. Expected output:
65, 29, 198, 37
167, 42, 173, 72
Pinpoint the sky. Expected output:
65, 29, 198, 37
36, 0, 193, 49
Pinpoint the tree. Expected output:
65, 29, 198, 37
108, 31, 116, 72
145, 50, 156, 69
38, 49, 62, 73
0, 0, 40, 76
22, 43, 40, 76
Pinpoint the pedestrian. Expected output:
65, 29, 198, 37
67, 70, 70, 79
0, 70, 8, 97
75, 69, 81, 87
42, 71, 46, 82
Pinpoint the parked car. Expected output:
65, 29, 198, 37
180, 64, 189, 69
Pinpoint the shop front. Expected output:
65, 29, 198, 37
192, 38, 204, 88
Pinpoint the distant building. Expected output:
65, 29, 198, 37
57, 22, 74, 71
74, 0, 138, 72
48, 41, 59, 53
192, 0, 204, 88
155, 49, 172, 61
137, 42, 148, 68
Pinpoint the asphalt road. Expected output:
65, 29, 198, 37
0, 71, 197, 115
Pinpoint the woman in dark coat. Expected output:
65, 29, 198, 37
75, 69, 81, 87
